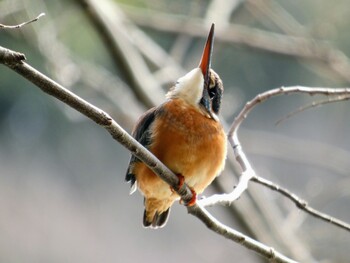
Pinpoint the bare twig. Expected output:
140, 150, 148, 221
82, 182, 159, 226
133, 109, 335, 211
223, 86, 350, 232
275, 95, 350, 125
199, 86, 350, 231
229, 86, 350, 136
198, 146, 256, 207
187, 203, 298, 263
0, 45, 298, 263
0, 45, 192, 204
74, 2, 312, 258
0, 12, 45, 29
252, 176, 350, 232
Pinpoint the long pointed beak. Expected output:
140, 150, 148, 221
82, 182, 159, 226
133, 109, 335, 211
198, 23, 215, 85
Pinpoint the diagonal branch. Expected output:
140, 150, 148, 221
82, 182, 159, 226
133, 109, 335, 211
0, 45, 297, 263
0, 45, 190, 202
252, 176, 350, 232
72, 2, 313, 258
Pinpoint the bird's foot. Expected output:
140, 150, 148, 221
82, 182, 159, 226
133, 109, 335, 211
179, 188, 197, 206
185, 188, 197, 206
170, 173, 185, 193
170, 174, 197, 206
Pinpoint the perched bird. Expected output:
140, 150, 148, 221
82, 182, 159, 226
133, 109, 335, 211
125, 24, 227, 228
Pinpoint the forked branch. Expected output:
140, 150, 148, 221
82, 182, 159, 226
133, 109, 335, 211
0, 45, 297, 263
201, 86, 350, 232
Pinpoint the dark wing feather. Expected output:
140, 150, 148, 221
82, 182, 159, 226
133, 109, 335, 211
125, 107, 157, 193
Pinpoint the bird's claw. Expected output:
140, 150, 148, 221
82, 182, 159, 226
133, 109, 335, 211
185, 188, 197, 206
170, 174, 197, 206
170, 173, 185, 193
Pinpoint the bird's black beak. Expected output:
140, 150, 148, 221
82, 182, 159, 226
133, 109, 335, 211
199, 23, 215, 117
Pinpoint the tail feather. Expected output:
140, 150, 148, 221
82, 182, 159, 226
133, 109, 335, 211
143, 208, 170, 229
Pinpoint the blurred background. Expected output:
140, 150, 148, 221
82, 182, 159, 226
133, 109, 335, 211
1, 0, 350, 262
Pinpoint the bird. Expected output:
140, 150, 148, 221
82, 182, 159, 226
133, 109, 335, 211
125, 23, 227, 228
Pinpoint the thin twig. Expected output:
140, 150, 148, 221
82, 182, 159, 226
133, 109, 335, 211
0, 13, 45, 29
0, 45, 297, 263
229, 86, 350, 136
224, 86, 350, 232
73, 2, 312, 257
252, 176, 350, 232
199, 86, 350, 231
275, 95, 350, 125
198, 144, 256, 207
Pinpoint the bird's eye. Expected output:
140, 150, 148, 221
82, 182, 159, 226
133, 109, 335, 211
209, 87, 216, 99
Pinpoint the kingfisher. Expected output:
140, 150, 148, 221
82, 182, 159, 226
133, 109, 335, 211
125, 24, 227, 228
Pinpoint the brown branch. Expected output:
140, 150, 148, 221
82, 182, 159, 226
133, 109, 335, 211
0, 13, 45, 29
0, 45, 298, 263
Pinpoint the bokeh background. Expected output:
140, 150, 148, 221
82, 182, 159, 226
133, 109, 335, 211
1, 0, 350, 262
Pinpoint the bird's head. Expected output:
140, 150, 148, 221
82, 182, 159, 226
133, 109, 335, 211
166, 24, 224, 121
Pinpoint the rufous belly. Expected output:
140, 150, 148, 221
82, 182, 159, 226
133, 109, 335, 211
135, 98, 227, 216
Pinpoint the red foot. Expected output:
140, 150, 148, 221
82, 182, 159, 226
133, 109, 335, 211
171, 174, 197, 206
179, 188, 197, 206
171, 174, 185, 193
186, 188, 197, 206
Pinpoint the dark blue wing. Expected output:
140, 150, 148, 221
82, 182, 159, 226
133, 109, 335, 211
125, 107, 157, 193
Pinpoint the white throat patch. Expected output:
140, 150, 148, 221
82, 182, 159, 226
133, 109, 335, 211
166, 68, 204, 106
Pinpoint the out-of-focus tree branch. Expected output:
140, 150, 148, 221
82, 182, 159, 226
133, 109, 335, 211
0, 45, 298, 263
77, 0, 164, 108
120, 4, 350, 84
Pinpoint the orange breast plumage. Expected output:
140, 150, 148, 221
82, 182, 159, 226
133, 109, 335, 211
133, 98, 227, 227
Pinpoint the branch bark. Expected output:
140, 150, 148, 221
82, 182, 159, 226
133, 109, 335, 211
224, 86, 350, 232
0, 45, 298, 263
